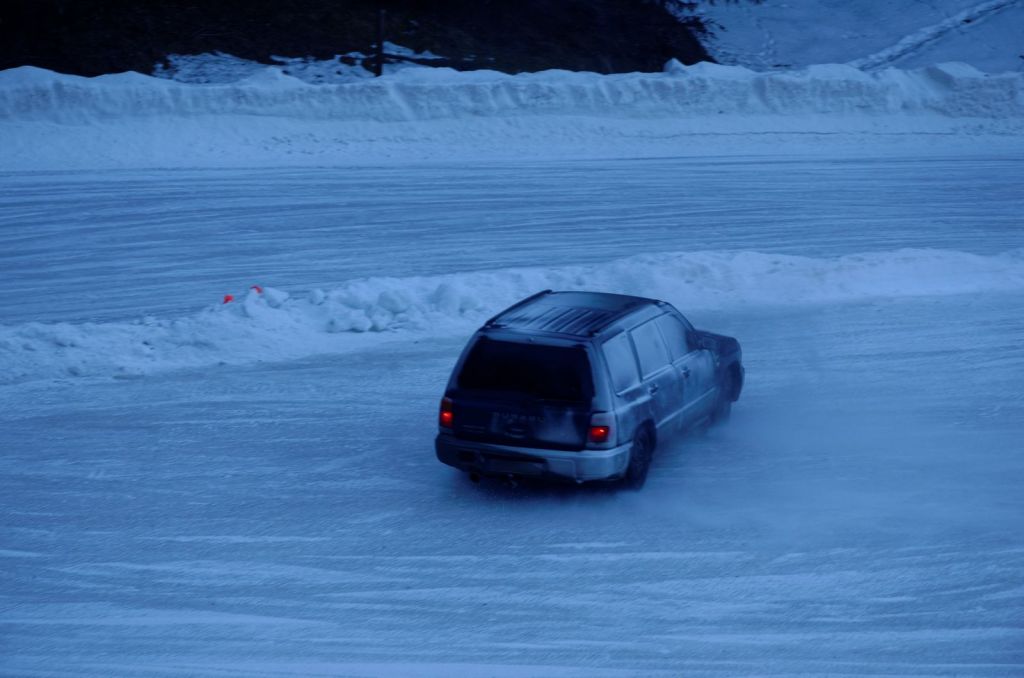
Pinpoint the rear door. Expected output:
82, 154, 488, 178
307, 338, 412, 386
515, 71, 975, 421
599, 330, 647, 442
450, 336, 594, 450
628, 319, 685, 430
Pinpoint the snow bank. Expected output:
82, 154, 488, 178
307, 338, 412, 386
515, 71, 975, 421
2, 248, 1023, 384
1, 61, 1021, 124
3, 60, 1022, 169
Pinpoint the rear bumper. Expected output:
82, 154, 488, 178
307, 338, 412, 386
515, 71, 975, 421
435, 432, 632, 482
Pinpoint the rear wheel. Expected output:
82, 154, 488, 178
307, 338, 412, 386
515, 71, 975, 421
624, 428, 654, 489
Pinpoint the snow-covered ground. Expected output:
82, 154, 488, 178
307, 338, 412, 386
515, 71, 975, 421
2, 156, 1023, 675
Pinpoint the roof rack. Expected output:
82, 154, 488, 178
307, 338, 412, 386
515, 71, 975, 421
484, 290, 659, 337
484, 289, 552, 327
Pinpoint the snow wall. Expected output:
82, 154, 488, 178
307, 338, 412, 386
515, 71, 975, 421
3, 248, 1024, 384
2, 61, 1022, 124
2, 61, 1024, 169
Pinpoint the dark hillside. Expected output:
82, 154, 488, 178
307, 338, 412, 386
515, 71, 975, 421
0, 0, 712, 76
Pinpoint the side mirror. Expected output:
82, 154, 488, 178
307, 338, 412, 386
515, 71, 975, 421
689, 331, 716, 352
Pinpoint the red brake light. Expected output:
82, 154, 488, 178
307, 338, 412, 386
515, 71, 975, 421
588, 425, 610, 443
439, 397, 454, 428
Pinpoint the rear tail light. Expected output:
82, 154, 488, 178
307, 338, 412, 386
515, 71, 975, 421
588, 425, 610, 444
439, 397, 454, 428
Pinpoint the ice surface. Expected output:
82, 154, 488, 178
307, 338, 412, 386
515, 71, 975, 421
3, 292, 1023, 675
4, 157, 1022, 326
1, 155, 1022, 673
2, 156, 1022, 385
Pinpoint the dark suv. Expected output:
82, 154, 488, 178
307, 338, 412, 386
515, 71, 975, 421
435, 290, 743, 487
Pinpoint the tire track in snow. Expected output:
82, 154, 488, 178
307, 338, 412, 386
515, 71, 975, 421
849, 0, 1023, 71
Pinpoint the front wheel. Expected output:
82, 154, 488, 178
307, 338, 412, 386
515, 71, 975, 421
624, 428, 654, 489
710, 372, 734, 425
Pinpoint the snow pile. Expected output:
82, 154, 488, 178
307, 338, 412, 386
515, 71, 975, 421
2, 61, 1022, 124
2, 248, 1023, 384
2, 60, 1022, 168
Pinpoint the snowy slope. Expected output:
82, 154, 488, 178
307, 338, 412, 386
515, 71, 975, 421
696, 0, 1024, 72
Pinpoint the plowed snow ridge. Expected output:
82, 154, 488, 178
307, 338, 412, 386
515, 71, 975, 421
3, 61, 1022, 168
2, 248, 1023, 384
2, 61, 1021, 122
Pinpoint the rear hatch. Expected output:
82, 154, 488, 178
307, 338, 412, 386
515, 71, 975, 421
449, 336, 593, 451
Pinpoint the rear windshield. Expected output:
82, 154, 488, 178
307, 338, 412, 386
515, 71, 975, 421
457, 337, 594, 403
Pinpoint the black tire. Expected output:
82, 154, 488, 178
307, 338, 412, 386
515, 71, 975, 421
624, 427, 654, 489
711, 372, 734, 425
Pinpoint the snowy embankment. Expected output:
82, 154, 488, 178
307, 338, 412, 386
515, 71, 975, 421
1, 60, 1023, 168
3, 248, 1023, 384
5, 60, 1022, 122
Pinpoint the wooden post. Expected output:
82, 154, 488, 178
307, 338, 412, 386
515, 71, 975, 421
374, 7, 386, 77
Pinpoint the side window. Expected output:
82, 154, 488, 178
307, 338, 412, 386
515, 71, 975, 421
602, 332, 640, 393
630, 320, 672, 378
655, 314, 692, 362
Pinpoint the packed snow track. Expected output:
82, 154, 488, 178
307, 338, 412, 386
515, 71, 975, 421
1, 156, 1023, 676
